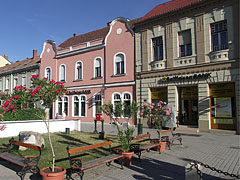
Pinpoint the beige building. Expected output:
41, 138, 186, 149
134, 0, 240, 134
0, 50, 40, 97
0, 54, 10, 67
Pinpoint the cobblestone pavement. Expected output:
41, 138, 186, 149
0, 126, 239, 180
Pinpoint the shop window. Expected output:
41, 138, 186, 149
211, 21, 228, 51
151, 87, 168, 104
210, 83, 236, 130
123, 93, 131, 117
178, 30, 192, 57
153, 36, 163, 61
58, 96, 68, 116
94, 58, 102, 78
95, 94, 102, 114
75, 61, 83, 80
113, 93, 121, 117
81, 96, 86, 117
59, 64, 66, 82
73, 96, 79, 116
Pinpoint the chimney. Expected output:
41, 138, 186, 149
73, 33, 77, 37
33, 50, 37, 59
4, 54, 8, 60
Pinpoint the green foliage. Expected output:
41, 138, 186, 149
117, 126, 134, 152
0, 108, 44, 121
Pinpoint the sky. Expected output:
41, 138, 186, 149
0, 0, 168, 63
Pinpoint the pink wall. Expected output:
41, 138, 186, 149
40, 18, 135, 124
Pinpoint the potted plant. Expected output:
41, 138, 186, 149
139, 101, 173, 151
102, 101, 137, 166
0, 75, 67, 179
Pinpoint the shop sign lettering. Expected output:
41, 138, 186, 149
67, 90, 91, 95
158, 73, 211, 83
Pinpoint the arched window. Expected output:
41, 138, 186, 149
59, 64, 66, 82
58, 97, 63, 115
114, 53, 125, 75
75, 61, 83, 80
113, 93, 121, 117
73, 96, 79, 116
95, 94, 102, 114
94, 58, 102, 78
64, 97, 68, 116
45, 67, 51, 81
123, 93, 131, 117
81, 96, 86, 117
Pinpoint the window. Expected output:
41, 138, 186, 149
45, 67, 51, 81
114, 53, 125, 75
22, 76, 26, 87
58, 96, 68, 116
95, 94, 102, 114
123, 93, 131, 117
73, 96, 79, 116
178, 30, 192, 57
59, 64, 66, 82
113, 93, 121, 117
58, 97, 63, 115
81, 96, 86, 116
75, 62, 83, 80
94, 58, 102, 78
6, 78, 10, 90
153, 37, 163, 61
0, 80, 2, 91
73, 95, 86, 117
211, 21, 228, 51
13, 77, 18, 88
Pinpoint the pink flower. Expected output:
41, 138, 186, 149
140, 112, 143, 116
56, 89, 59, 93
166, 110, 170, 116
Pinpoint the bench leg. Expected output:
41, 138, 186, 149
17, 167, 27, 180
77, 170, 84, 180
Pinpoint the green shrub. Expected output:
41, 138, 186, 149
0, 108, 44, 121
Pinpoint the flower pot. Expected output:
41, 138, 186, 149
40, 166, 66, 180
151, 139, 166, 152
122, 151, 134, 166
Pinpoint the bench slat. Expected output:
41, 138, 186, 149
80, 154, 123, 171
68, 141, 112, 154
0, 152, 27, 167
132, 134, 150, 140
160, 129, 173, 134
10, 140, 41, 152
139, 143, 160, 151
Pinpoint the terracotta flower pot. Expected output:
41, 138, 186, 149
122, 151, 134, 166
151, 139, 166, 152
40, 166, 66, 180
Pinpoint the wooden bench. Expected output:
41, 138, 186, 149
0, 138, 42, 180
130, 133, 162, 160
158, 129, 182, 150
66, 141, 124, 180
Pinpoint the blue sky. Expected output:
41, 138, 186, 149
0, 0, 168, 62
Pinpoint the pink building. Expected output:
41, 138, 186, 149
40, 17, 136, 124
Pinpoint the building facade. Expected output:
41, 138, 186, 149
40, 18, 136, 123
134, 0, 240, 133
0, 54, 10, 67
0, 50, 40, 104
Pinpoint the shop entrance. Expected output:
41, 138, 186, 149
178, 86, 198, 125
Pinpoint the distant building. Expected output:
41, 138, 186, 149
40, 18, 136, 123
134, 0, 240, 133
0, 50, 40, 95
0, 54, 11, 67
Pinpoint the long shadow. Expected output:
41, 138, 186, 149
126, 157, 226, 180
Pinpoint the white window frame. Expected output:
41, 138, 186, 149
57, 95, 69, 116
6, 77, 10, 90
72, 95, 87, 117
45, 67, 52, 81
59, 64, 66, 82
13, 77, 18, 88
22, 76, 26, 87
113, 52, 126, 75
0, 79, 2, 91
93, 57, 102, 78
122, 92, 132, 118
75, 61, 83, 80
92, 93, 102, 117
